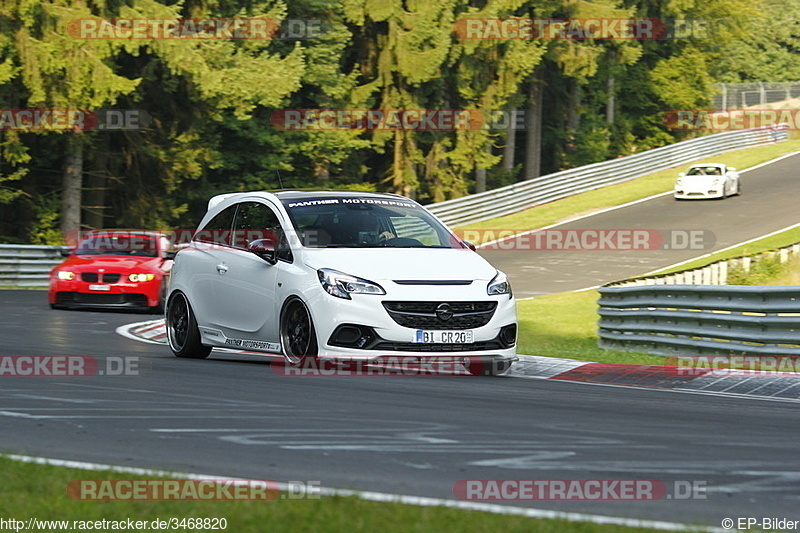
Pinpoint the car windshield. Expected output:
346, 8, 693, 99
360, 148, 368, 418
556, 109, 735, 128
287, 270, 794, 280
75, 234, 159, 257
281, 197, 462, 249
687, 166, 723, 175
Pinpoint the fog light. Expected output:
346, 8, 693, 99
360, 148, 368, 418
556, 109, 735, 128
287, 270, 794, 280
333, 326, 362, 345
329, 324, 376, 349
500, 324, 517, 347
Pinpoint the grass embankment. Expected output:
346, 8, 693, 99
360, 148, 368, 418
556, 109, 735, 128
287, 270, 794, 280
726, 252, 800, 286
0, 456, 671, 533
457, 139, 800, 244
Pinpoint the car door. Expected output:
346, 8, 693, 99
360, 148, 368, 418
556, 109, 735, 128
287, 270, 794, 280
212, 201, 285, 346
185, 204, 237, 327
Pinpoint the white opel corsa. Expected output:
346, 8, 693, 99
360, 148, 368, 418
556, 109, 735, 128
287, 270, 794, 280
166, 191, 518, 375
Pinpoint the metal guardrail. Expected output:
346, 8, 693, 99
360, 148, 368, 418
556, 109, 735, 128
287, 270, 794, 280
0, 244, 63, 287
428, 124, 789, 227
597, 285, 800, 356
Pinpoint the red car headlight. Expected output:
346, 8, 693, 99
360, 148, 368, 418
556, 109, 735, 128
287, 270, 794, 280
128, 273, 156, 282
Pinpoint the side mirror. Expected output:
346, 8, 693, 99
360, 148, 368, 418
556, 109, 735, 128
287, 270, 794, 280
678, 172, 685, 177
164, 251, 177, 260
60, 247, 72, 257
248, 238, 277, 264
463, 240, 477, 251
728, 167, 736, 171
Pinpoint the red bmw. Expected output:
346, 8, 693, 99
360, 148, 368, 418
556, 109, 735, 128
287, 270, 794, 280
49, 231, 174, 312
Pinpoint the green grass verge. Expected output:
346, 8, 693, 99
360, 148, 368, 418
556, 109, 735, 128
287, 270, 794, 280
0, 456, 673, 533
727, 254, 800, 285
458, 139, 800, 244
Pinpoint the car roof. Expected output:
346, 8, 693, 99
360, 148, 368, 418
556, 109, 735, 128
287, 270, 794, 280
688, 163, 725, 168
207, 190, 410, 212
273, 190, 408, 201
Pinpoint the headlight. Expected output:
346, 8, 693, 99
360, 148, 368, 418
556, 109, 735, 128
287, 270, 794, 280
128, 273, 156, 282
317, 268, 385, 300
56, 270, 75, 281
487, 271, 512, 296
675, 178, 683, 187
712, 178, 720, 186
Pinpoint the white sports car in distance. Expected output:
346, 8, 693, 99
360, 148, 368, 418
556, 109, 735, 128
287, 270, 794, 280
165, 190, 518, 375
674, 163, 740, 200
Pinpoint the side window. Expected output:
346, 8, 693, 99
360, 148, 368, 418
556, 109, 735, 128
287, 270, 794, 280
232, 202, 291, 261
194, 205, 236, 246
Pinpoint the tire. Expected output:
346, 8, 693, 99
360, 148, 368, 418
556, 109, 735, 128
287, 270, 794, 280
166, 292, 211, 359
280, 298, 318, 366
465, 357, 513, 377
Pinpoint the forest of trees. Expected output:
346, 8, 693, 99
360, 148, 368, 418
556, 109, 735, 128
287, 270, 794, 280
0, 0, 796, 243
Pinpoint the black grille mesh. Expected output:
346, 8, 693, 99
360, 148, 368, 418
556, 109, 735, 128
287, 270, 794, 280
383, 301, 496, 330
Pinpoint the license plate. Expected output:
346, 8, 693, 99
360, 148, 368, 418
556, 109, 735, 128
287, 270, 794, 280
414, 330, 473, 344
88, 284, 111, 291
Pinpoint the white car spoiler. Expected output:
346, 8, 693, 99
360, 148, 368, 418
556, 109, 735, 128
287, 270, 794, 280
207, 192, 247, 212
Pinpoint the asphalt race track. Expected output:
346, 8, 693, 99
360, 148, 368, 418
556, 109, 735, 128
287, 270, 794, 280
2, 290, 800, 528
480, 152, 800, 297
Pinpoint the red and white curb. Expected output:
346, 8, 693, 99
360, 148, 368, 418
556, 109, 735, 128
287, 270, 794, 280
511, 358, 800, 401
117, 319, 167, 345
119, 320, 800, 400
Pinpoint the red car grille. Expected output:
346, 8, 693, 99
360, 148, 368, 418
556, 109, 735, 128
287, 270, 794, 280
80, 272, 121, 283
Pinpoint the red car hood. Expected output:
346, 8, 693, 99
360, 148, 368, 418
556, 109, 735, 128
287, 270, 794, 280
55, 254, 162, 272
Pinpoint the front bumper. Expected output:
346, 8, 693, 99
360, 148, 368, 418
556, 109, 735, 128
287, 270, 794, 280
49, 279, 162, 309
52, 291, 152, 310
674, 189, 723, 199
304, 282, 518, 361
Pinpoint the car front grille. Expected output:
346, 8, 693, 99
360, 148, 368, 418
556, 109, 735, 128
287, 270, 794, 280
382, 301, 497, 330
79, 272, 121, 283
